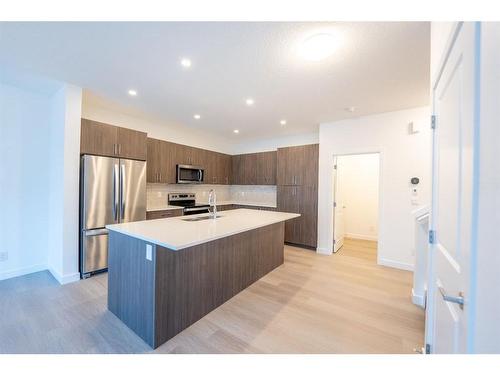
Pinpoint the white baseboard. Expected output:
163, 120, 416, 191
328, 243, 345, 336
0, 263, 48, 281
48, 267, 80, 285
412, 288, 426, 308
316, 247, 332, 255
378, 257, 414, 271
345, 233, 378, 241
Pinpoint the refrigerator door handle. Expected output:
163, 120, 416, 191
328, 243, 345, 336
120, 163, 126, 220
84, 228, 109, 236
113, 164, 119, 221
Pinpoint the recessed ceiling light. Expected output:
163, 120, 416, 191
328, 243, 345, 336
233, 129, 239, 134
299, 33, 339, 61
193, 114, 201, 120
280, 120, 287, 126
128, 89, 137, 96
180, 58, 192, 68
245, 98, 254, 106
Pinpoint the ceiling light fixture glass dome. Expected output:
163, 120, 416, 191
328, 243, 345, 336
299, 33, 339, 61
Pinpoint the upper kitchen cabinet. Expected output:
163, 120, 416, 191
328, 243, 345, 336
80, 119, 147, 161
231, 151, 277, 185
277, 144, 318, 186
80, 119, 118, 158
116, 126, 147, 161
146, 138, 176, 183
256, 151, 277, 185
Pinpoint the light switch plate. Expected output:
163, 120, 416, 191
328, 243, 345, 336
0, 252, 8, 262
146, 244, 152, 261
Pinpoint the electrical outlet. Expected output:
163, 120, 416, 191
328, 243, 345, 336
146, 244, 152, 261
0, 252, 8, 262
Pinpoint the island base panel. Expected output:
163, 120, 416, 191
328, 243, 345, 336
108, 222, 285, 349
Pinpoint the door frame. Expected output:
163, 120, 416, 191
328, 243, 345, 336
331, 151, 383, 261
426, 21, 480, 353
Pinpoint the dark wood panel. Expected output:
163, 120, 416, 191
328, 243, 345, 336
108, 231, 156, 347
146, 138, 161, 183
154, 222, 285, 347
117, 127, 147, 160
146, 209, 183, 220
231, 151, 277, 185
80, 118, 118, 157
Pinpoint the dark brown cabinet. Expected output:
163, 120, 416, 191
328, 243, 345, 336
146, 209, 183, 220
277, 144, 318, 248
231, 151, 276, 185
277, 144, 318, 187
147, 138, 177, 183
80, 119, 147, 161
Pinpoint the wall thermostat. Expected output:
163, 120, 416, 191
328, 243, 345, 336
411, 177, 420, 185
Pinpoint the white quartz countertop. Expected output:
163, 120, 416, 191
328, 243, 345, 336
107, 208, 299, 251
147, 201, 277, 212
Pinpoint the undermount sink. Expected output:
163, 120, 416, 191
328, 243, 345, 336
181, 215, 223, 222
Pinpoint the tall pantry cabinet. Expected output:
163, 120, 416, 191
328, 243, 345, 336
277, 144, 319, 249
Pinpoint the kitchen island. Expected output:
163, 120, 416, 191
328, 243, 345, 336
106, 208, 300, 348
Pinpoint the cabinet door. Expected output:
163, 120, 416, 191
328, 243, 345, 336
117, 127, 147, 161
297, 185, 318, 248
80, 119, 118, 157
203, 150, 217, 184
174, 144, 192, 165
302, 144, 319, 187
231, 155, 242, 185
218, 154, 232, 185
147, 138, 161, 183
277, 147, 295, 185
243, 153, 257, 185
159, 140, 177, 183
277, 186, 300, 244
257, 151, 277, 185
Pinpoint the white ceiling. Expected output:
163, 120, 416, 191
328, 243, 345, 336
0, 22, 430, 142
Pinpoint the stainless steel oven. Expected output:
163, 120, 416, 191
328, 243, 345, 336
168, 193, 210, 215
176, 164, 204, 184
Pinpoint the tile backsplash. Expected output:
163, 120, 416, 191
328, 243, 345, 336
147, 183, 277, 210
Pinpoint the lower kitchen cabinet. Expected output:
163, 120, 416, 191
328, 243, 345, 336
146, 209, 183, 220
277, 185, 317, 248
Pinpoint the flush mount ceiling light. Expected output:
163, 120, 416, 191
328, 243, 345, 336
128, 89, 137, 96
193, 114, 201, 120
298, 33, 339, 61
180, 58, 192, 68
280, 120, 287, 126
245, 98, 254, 106
233, 129, 239, 134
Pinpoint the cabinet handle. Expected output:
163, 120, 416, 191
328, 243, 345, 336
159, 173, 162, 182
118, 144, 122, 155
113, 144, 117, 155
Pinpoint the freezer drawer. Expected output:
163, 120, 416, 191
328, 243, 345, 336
81, 229, 109, 275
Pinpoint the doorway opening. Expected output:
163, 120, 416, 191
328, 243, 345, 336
332, 153, 380, 261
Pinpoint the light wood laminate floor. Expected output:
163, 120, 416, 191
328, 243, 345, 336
0, 239, 424, 353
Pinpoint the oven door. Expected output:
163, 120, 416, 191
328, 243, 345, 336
177, 165, 204, 184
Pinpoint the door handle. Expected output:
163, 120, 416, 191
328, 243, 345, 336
120, 163, 125, 220
113, 164, 119, 221
439, 287, 464, 309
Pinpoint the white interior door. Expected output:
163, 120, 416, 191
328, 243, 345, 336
333, 160, 345, 252
427, 22, 477, 354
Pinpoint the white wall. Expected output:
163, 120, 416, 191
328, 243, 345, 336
0, 82, 53, 279
318, 106, 431, 270
47, 84, 82, 284
82, 101, 234, 155
472, 22, 500, 353
0, 76, 82, 284
230, 132, 319, 154
336, 153, 379, 241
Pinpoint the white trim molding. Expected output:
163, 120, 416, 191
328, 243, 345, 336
412, 288, 426, 308
378, 257, 414, 271
0, 263, 48, 281
316, 247, 333, 255
345, 233, 378, 241
48, 267, 80, 285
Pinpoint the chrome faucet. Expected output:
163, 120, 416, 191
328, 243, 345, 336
208, 189, 217, 218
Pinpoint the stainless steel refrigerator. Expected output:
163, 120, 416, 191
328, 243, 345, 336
80, 155, 146, 278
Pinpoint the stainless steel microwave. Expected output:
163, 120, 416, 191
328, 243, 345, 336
176, 164, 204, 184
